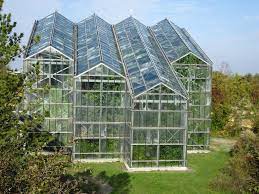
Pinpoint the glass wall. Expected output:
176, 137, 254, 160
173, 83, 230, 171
172, 54, 211, 150
151, 19, 212, 150
73, 65, 131, 160
24, 48, 74, 151
127, 85, 187, 168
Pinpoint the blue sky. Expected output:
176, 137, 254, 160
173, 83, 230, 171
3, 0, 259, 74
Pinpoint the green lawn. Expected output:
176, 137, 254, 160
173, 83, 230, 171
69, 149, 230, 194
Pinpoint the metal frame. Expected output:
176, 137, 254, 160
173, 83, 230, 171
24, 12, 213, 170
172, 55, 212, 150
24, 47, 74, 151
128, 84, 188, 168
73, 64, 131, 160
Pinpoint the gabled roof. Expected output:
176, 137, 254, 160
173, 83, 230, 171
151, 19, 212, 65
25, 13, 212, 98
76, 14, 124, 76
114, 17, 187, 98
26, 12, 74, 59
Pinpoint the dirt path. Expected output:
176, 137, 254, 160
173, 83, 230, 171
210, 137, 237, 152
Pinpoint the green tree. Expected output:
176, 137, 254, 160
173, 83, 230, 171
211, 72, 231, 132
0, 0, 3, 10
0, 8, 24, 69
212, 72, 258, 136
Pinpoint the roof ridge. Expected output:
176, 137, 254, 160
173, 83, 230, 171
151, 18, 212, 65
113, 17, 187, 98
133, 18, 186, 97
26, 11, 74, 59
148, 26, 187, 97
25, 13, 212, 96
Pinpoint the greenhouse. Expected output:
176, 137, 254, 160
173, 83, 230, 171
24, 12, 212, 170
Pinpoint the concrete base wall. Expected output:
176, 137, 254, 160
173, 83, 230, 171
73, 158, 189, 172
187, 150, 210, 154
73, 158, 121, 163
124, 163, 188, 172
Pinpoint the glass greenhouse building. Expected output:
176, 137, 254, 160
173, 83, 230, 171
23, 12, 212, 171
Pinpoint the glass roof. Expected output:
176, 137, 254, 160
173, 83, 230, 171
114, 17, 186, 97
77, 15, 101, 74
76, 14, 123, 75
26, 12, 212, 97
151, 19, 189, 62
52, 12, 74, 58
26, 13, 54, 57
26, 12, 74, 59
151, 19, 212, 64
180, 28, 212, 64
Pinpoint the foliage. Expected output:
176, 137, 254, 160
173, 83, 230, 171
105, 139, 119, 152
212, 71, 259, 136
0, 141, 24, 193
13, 153, 75, 193
0, 144, 101, 193
76, 139, 99, 153
0, 64, 51, 151
133, 145, 157, 160
0, 10, 24, 69
132, 145, 183, 161
176, 53, 205, 64
0, 70, 102, 193
211, 130, 259, 193
159, 145, 183, 160
0, 0, 3, 10
211, 72, 231, 132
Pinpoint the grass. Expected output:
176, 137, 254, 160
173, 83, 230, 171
69, 148, 230, 194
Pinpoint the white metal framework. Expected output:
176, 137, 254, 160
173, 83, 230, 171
24, 12, 212, 171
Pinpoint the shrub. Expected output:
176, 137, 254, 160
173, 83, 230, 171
211, 130, 259, 193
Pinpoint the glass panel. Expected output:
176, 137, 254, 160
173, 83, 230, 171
114, 17, 186, 97
132, 145, 157, 160
159, 145, 183, 160
27, 12, 74, 58
133, 129, 158, 144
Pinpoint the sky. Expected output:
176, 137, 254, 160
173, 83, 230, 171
3, 0, 259, 74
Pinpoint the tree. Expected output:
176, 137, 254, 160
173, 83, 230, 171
0, 8, 24, 69
0, 0, 3, 10
212, 72, 258, 136
211, 72, 231, 132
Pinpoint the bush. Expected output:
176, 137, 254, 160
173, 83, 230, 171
211, 130, 259, 193
212, 72, 259, 137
